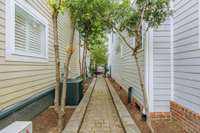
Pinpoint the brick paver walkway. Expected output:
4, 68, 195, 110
79, 77, 124, 133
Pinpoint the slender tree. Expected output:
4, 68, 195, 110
79, 36, 82, 75
60, 23, 76, 129
82, 41, 87, 80
48, 0, 66, 131
48, 0, 62, 111
49, 0, 80, 131
120, 1, 170, 132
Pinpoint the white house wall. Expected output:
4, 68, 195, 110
173, 0, 200, 112
152, 0, 200, 113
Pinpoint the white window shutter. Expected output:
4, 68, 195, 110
28, 22, 42, 55
15, 14, 27, 52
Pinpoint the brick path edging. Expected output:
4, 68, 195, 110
105, 78, 141, 133
62, 78, 97, 133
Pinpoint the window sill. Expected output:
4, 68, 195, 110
6, 53, 48, 63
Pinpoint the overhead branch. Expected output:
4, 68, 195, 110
113, 26, 135, 52
137, 0, 148, 32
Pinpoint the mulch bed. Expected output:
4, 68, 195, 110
32, 108, 75, 133
109, 78, 186, 133
32, 78, 92, 133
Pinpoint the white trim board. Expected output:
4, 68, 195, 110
144, 28, 154, 112
199, 0, 200, 48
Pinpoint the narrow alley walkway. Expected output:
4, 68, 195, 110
79, 77, 124, 133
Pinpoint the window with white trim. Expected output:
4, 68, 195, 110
6, 0, 48, 62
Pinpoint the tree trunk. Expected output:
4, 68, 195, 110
52, 11, 63, 132
57, 109, 65, 132
59, 26, 75, 131
134, 54, 148, 114
79, 36, 82, 76
134, 33, 154, 133
81, 43, 85, 77
82, 42, 87, 80
52, 12, 61, 111
134, 53, 155, 132
61, 27, 75, 110
84, 49, 88, 79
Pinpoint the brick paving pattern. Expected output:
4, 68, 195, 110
79, 77, 124, 133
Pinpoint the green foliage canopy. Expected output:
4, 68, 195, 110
65, 0, 109, 40
119, 0, 171, 36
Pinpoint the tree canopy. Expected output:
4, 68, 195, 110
65, 0, 109, 41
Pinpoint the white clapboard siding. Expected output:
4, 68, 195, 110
109, 32, 144, 104
0, 0, 80, 109
173, 0, 200, 113
0, 0, 5, 57
153, 18, 171, 112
